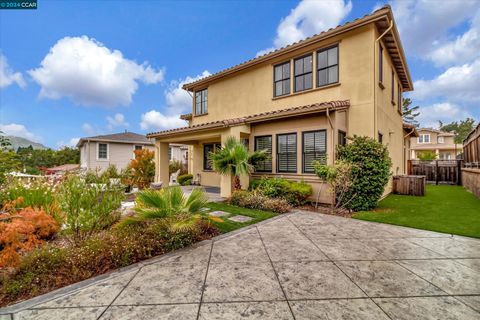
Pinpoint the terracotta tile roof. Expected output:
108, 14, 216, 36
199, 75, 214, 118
147, 100, 349, 138
182, 5, 412, 92
76, 131, 153, 147
403, 123, 419, 137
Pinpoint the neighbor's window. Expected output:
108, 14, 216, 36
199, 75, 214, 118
379, 45, 383, 83
378, 132, 383, 144
317, 45, 338, 87
274, 61, 290, 97
277, 133, 297, 173
135, 145, 142, 150
294, 55, 313, 92
203, 144, 214, 170
418, 134, 430, 143
98, 143, 108, 159
195, 89, 208, 115
168, 147, 172, 160
303, 130, 327, 173
338, 130, 347, 146
438, 137, 444, 144
254, 136, 272, 172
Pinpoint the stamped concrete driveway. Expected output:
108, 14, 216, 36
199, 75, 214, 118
1, 211, 479, 320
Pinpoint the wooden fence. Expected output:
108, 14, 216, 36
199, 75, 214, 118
407, 160, 463, 185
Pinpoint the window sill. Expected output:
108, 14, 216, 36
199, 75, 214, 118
202, 169, 214, 172
194, 113, 209, 118
378, 82, 385, 90
272, 82, 341, 101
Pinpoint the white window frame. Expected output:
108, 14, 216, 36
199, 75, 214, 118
418, 134, 430, 144
96, 142, 109, 161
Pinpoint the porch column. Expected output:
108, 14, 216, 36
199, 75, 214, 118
220, 125, 251, 198
155, 141, 169, 185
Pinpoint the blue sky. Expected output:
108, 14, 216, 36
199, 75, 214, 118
1, 0, 479, 148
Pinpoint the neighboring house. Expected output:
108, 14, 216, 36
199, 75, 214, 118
147, 6, 413, 201
169, 143, 188, 165
77, 132, 154, 171
403, 123, 418, 168
410, 128, 462, 160
44, 164, 80, 175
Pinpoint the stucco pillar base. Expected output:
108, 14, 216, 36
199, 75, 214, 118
156, 141, 170, 185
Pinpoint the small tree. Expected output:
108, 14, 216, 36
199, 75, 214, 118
402, 98, 420, 127
0, 132, 20, 184
128, 149, 155, 189
313, 160, 358, 213
210, 137, 267, 191
336, 136, 392, 211
417, 150, 437, 161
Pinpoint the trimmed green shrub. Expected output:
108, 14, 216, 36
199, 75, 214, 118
229, 190, 291, 213
336, 135, 392, 211
178, 174, 193, 186
249, 177, 312, 206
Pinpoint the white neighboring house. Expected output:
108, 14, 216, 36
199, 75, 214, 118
77, 132, 155, 172
169, 143, 188, 165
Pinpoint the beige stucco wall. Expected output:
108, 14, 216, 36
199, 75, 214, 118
81, 141, 154, 172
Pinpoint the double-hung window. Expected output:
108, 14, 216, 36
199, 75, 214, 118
274, 62, 290, 97
303, 130, 327, 173
98, 143, 108, 159
254, 136, 272, 172
294, 55, 312, 92
397, 84, 402, 113
195, 89, 208, 115
391, 69, 395, 102
317, 45, 338, 87
418, 134, 430, 144
277, 133, 297, 173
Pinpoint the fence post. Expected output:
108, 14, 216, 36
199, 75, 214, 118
457, 160, 463, 186
435, 160, 439, 185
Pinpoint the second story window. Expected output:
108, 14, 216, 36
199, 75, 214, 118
391, 69, 395, 102
294, 55, 312, 92
398, 84, 402, 113
274, 62, 290, 97
317, 45, 338, 87
418, 134, 430, 144
195, 89, 208, 115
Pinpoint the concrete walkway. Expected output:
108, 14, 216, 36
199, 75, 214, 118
1, 211, 479, 319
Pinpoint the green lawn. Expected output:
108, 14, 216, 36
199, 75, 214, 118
353, 185, 480, 238
205, 202, 277, 233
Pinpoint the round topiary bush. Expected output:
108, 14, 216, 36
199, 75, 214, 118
336, 135, 392, 211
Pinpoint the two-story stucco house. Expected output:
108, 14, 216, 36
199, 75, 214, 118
78, 132, 155, 172
410, 128, 462, 160
147, 6, 413, 201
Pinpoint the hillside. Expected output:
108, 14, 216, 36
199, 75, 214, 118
5, 136, 48, 151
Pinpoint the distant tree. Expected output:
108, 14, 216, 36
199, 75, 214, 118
15, 146, 80, 174
54, 147, 80, 164
402, 98, 420, 127
0, 132, 21, 183
438, 118, 476, 144
417, 150, 437, 161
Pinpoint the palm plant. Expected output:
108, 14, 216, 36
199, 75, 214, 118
120, 186, 209, 232
209, 136, 268, 191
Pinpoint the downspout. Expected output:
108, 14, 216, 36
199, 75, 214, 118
326, 107, 335, 162
374, 20, 394, 138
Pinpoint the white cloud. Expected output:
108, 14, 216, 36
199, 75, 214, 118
106, 113, 129, 130
391, 0, 480, 58
82, 123, 96, 135
56, 137, 80, 149
140, 110, 186, 131
0, 123, 41, 142
411, 58, 480, 102
29, 36, 165, 107
139, 71, 211, 132
427, 11, 480, 67
257, 0, 352, 56
417, 102, 472, 129
0, 54, 26, 89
